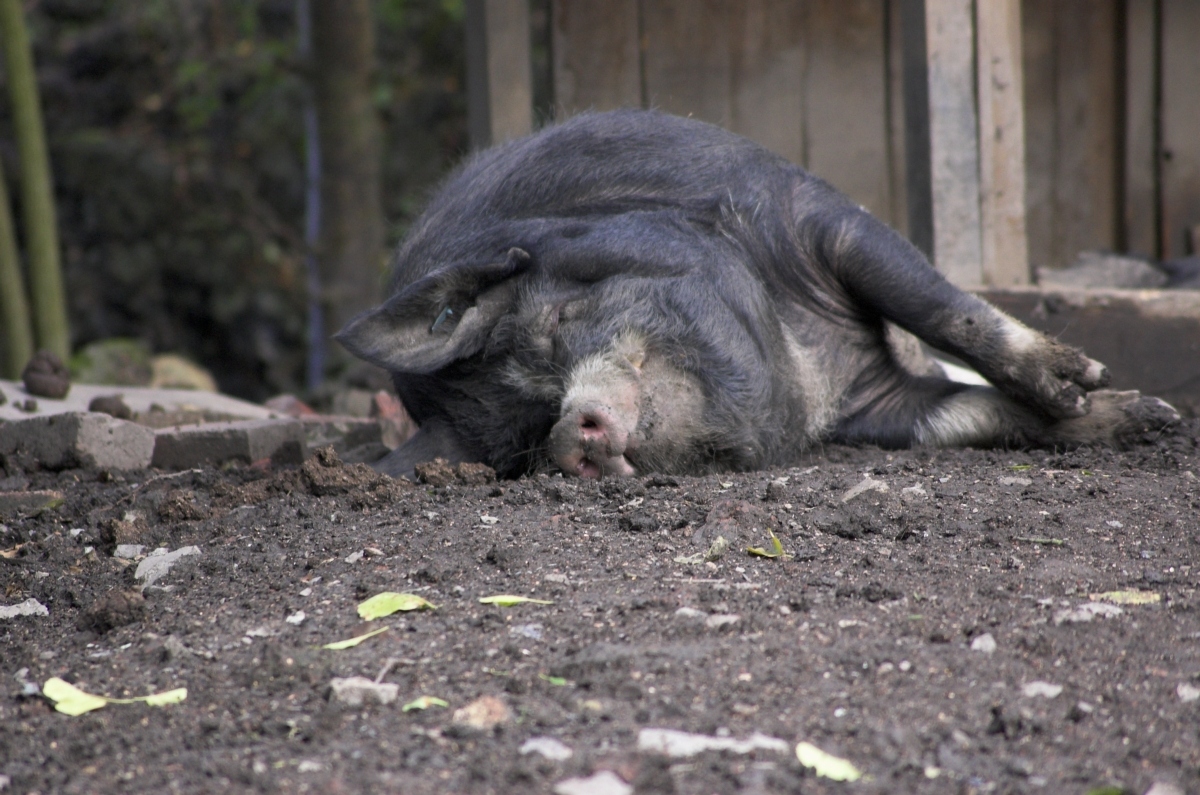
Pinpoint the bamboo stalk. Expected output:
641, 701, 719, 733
0, 152, 33, 377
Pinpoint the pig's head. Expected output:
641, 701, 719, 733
337, 214, 786, 478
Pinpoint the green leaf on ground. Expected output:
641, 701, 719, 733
795, 741, 862, 782
478, 595, 553, 607
42, 678, 187, 716
747, 530, 790, 560
322, 625, 390, 650
357, 592, 437, 620
1090, 590, 1160, 605
401, 696, 449, 712
539, 673, 568, 686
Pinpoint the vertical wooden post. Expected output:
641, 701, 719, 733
466, 0, 533, 150
1160, 0, 1200, 259
976, 0, 1029, 285
902, 0, 983, 286
1123, 0, 1160, 258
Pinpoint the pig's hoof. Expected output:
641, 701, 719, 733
1046, 390, 1180, 448
995, 339, 1110, 420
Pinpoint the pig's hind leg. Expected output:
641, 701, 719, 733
817, 209, 1111, 420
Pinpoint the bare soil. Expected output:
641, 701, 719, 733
2, 422, 1200, 795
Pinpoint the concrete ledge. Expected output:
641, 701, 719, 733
152, 419, 306, 470
0, 380, 275, 423
0, 412, 156, 471
978, 287, 1200, 417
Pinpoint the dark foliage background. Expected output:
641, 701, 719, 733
1, 0, 470, 400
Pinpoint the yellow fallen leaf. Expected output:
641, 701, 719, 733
357, 592, 437, 620
42, 678, 108, 716
795, 742, 862, 782
747, 530, 790, 560
402, 696, 449, 712
1090, 590, 1160, 605
42, 678, 187, 716
322, 625, 390, 650
478, 595, 553, 607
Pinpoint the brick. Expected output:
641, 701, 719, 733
0, 412, 155, 471
151, 418, 305, 470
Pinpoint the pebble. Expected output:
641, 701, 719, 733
841, 476, 889, 503
329, 676, 399, 706
553, 771, 631, 795
637, 728, 789, 757
970, 633, 997, 654
519, 736, 573, 761
1053, 602, 1123, 625
1022, 681, 1063, 699
452, 695, 511, 730
0, 598, 49, 620
1177, 683, 1200, 703
134, 546, 202, 588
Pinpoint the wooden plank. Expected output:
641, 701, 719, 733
1023, 1, 1120, 271
975, 0, 1029, 286
1020, 0, 1055, 272
1122, 0, 1159, 258
550, 0, 642, 116
1161, 0, 1200, 258
465, 0, 533, 149
922, 0, 983, 285
901, 0, 933, 259
640, 0, 734, 126
1055, 0, 1118, 265
803, 0, 890, 221
726, 0, 807, 168
886, 0, 908, 236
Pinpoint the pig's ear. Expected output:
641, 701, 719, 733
335, 248, 530, 374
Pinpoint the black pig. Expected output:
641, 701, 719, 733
338, 110, 1177, 479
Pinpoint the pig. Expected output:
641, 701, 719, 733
337, 109, 1178, 480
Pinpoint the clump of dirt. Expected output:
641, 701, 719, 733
1, 421, 1198, 795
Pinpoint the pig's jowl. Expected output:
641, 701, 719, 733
337, 110, 1178, 479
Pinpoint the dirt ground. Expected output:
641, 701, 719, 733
2, 421, 1199, 795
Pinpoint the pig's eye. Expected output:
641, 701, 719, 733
431, 306, 456, 334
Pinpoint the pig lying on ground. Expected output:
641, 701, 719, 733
338, 110, 1179, 479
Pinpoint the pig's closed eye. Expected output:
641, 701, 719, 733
431, 305, 456, 334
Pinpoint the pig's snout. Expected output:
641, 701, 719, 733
549, 402, 637, 478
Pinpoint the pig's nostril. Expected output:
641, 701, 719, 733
578, 413, 606, 438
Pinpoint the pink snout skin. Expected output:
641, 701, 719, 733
549, 403, 637, 478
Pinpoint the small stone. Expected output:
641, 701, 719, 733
519, 736, 573, 761
1144, 783, 1186, 795
1177, 683, 1200, 703
21, 350, 70, 399
329, 676, 399, 706
87, 395, 133, 420
675, 607, 706, 620
841, 475, 889, 503
113, 544, 145, 559
1021, 681, 1063, 699
704, 613, 741, 630
0, 598, 49, 620
970, 633, 997, 654
134, 545, 202, 588
1054, 602, 1123, 625
452, 695, 511, 730
553, 771, 632, 795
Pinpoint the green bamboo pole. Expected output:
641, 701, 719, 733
0, 152, 32, 377
0, 0, 69, 360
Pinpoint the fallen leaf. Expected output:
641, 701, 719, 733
42, 678, 187, 716
321, 625, 389, 650
42, 678, 108, 716
478, 595, 553, 607
794, 742, 863, 781
747, 529, 790, 560
357, 592, 437, 620
402, 695, 449, 712
539, 673, 569, 687
1089, 590, 1160, 605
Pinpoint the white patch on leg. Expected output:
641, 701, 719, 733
935, 358, 989, 385
780, 326, 839, 439
915, 388, 1011, 447
996, 310, 1041, 354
